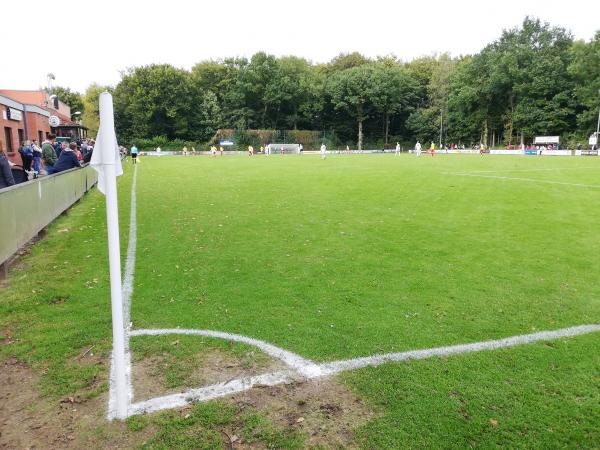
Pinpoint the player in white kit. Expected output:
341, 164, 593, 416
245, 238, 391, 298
415, 141, 422, 156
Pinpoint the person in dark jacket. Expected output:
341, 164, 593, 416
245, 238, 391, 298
54, 140, 62, 157
19, 141, 33, 172
0, 145, 16, 189
49, 142, 81, 174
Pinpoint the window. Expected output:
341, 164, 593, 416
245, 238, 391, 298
38, 130, 43, 144
18, 129, 24, 146
4, 127, 13, 152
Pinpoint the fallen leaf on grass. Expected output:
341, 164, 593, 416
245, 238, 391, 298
490, 419, 498, 426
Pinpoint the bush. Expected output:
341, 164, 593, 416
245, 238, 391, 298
124, 136, 206, 151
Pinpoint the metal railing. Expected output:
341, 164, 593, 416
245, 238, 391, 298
0, 165, 97, 268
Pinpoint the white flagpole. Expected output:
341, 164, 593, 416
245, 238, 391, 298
98, 93, 128, 419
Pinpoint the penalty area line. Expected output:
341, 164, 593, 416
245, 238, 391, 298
448, 172, 600, 189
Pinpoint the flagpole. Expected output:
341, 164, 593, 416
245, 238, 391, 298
99, 92, 128, 419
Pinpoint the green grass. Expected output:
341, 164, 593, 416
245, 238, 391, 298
2, 153, 600, 448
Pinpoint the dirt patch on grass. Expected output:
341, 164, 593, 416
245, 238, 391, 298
2, 352, 374, 449
0, 357, 154, 450
225, 377, 375, 448
132, 347, 288, 402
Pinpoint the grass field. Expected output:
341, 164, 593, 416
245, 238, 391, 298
2, 153, 600, 449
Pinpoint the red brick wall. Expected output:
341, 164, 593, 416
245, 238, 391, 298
26, 111, 51, 145
0, 108, 51, 165
0, 109, 25, 165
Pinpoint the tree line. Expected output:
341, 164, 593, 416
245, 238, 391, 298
60, 17, 599, 149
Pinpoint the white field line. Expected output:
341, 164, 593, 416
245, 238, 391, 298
461, 167, 597, 174
129, 370, 299, 415
317, 323, 600, 375
122, 163, 138, 328
107, 164, 137, 420
128, 323, 600, 416
130, 328, 323, 377
450, 173, 600, 189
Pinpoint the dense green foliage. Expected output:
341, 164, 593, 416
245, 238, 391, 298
74, 17, 600, 149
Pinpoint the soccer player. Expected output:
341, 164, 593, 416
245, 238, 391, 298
430, 141, 435, 157
248, 145, 254, 156
220, 146, 224, 156
320, 143, 327, 159
395, 142, 400, 156
182, 145, 188, 156
280, 146, 284, 156
479, 143, 485, 156
130, 144, 138, 164
346, 145, 350, 154
211, 146, 217, 157
414, 141, 422, 156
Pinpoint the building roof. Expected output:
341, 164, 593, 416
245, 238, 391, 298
0, 89, 71, 117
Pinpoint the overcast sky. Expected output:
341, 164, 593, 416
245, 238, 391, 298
2, 0, 598, 93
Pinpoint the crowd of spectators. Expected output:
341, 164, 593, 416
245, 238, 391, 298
0, 135, 94, 189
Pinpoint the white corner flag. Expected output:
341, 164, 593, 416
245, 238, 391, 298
91, 92, 123, 193
93, 92, 128, 420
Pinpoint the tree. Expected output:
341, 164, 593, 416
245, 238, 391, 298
113, 64, 193, 141
369, 63, 419, 145
195, 91, 222, 141
569, 32, 600, 136
327, 66, 377, 150
326, 52, 371, 73
405, 55, 457, 144
81, 84, 112, 136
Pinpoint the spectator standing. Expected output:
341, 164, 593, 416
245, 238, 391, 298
0, 143, 16, 189
31, 140, 43, 174
83, 145, 94, 164
19, 141, 33, 172
54, 139, 62, 157
42, 134, 58, 173
51, 142, 81, 174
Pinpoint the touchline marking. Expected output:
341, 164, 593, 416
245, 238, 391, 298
108, 162, 600, 419
107, 164, 137, 420
126, 323, 600, 416
122, 163, 138, 328
450, 173, 600, 189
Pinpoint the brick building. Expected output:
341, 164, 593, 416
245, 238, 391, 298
0, 90, 87, 160
0, 93, 51, 165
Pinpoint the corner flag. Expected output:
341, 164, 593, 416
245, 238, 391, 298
91, 92, 123, 194
93, 92, 128, 419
